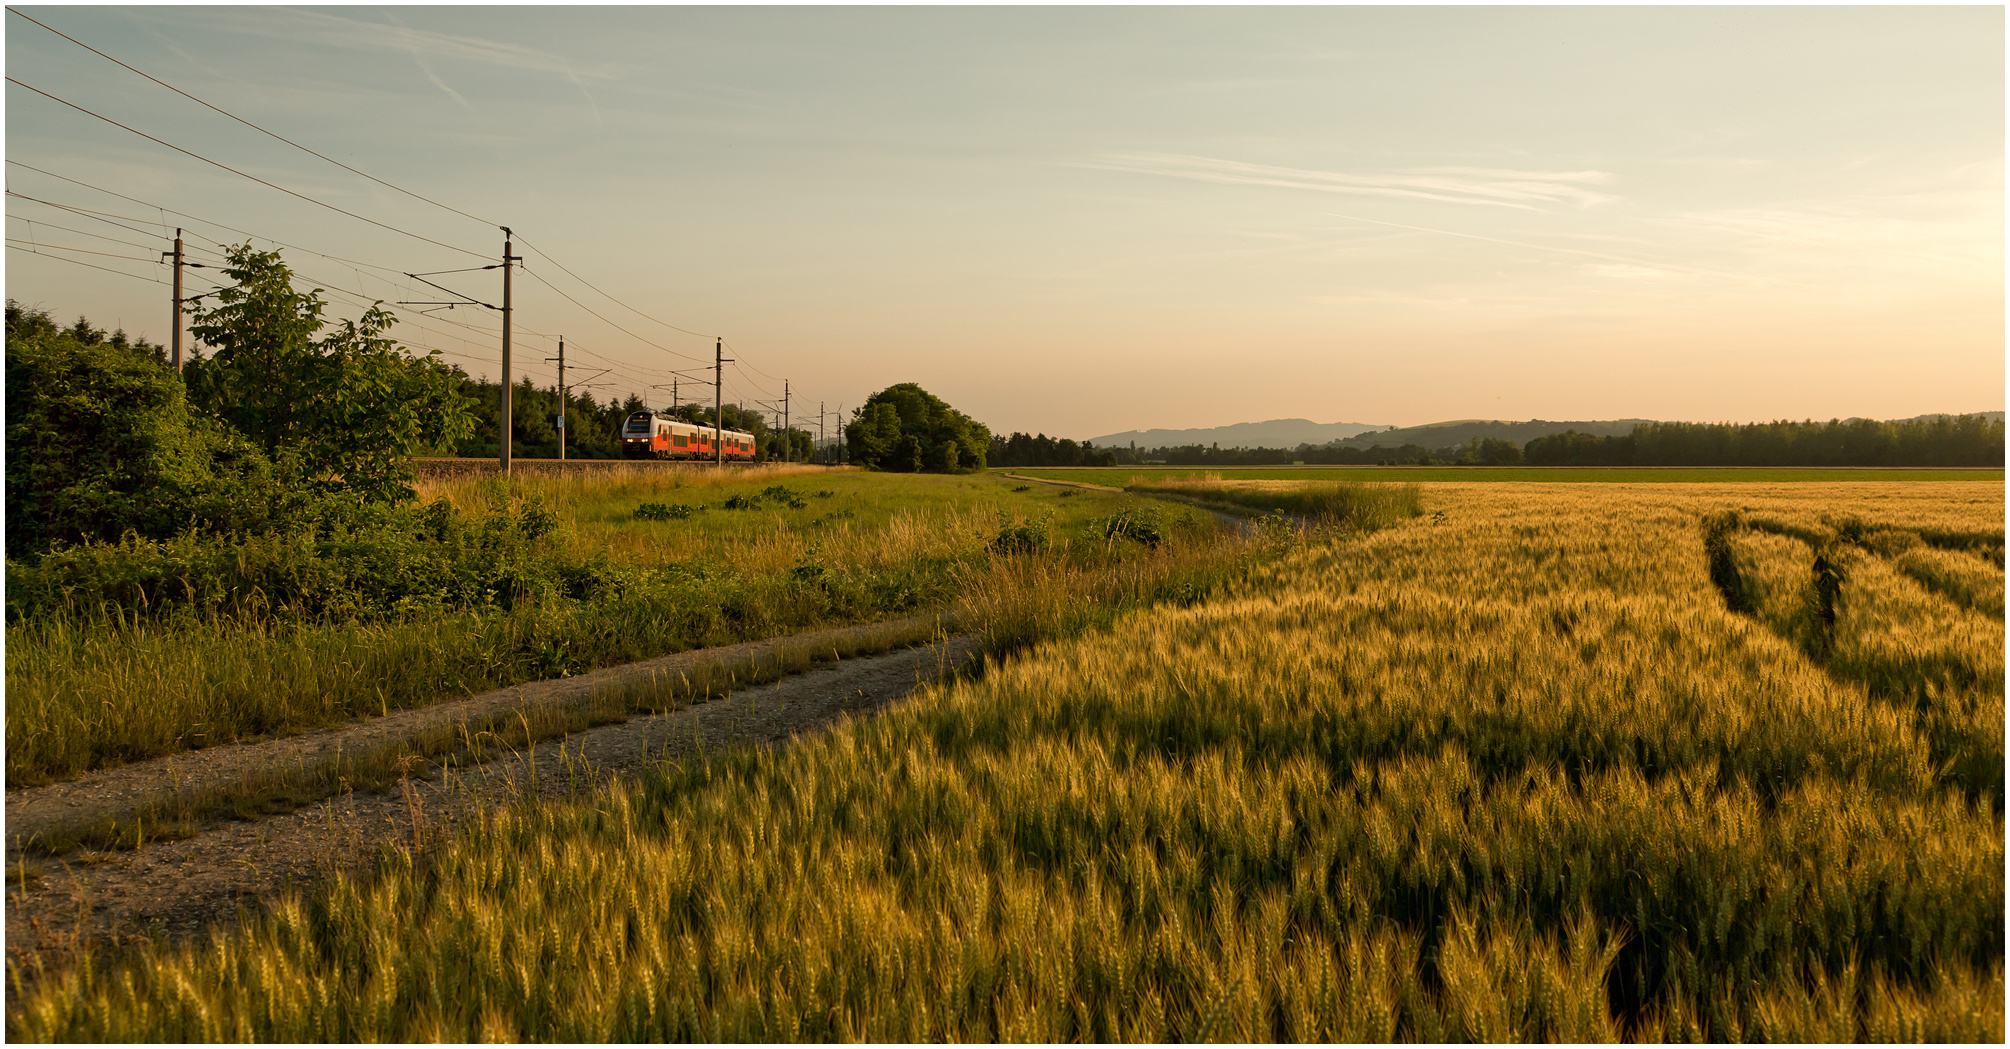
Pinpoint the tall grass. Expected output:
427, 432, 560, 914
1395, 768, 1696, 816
1125, 473, 1423, 530
5, 474, 1251, 785
9, 482, 2001, 1040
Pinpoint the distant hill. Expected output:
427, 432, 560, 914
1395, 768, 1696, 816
1091, 413, 2002, 453
1087, 419, 1385, 450
1325, 418, 1655, 451
1882, 411, 2005, 426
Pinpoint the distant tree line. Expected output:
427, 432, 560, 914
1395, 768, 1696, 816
445, 378, 812, 463
987, 432, 1139, 468
1522, 417, 2003, 467
991, 416, 2003, 469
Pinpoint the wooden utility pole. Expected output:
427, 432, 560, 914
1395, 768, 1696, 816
782, 380, 790, 463
714, 337, 731, 468
547, 337, 566, 461
818, 400, 826, 464
500, 228, 520, 474
161, 229, 184, 372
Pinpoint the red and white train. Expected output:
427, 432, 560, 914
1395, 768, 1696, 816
621, 410, 757, 461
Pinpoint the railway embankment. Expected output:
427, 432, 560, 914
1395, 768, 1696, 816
408, 457, 851, 483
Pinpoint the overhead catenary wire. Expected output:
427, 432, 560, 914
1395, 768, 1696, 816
6, 76, 490, 261
511, 233, 713, 340
6, 6, 501, 230
6, 238, 160, 263
516, 264, 708, 366
7, 16, 805, 390
7, 242, 167, 285
4, 192, 181, 241
4, 216, 168, 255
5, 185, 524, 353
7, 169, 438, 280
6, 13, 732, 358
11, 182, 525, 376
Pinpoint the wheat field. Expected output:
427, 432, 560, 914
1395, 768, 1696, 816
9, 481, 2001, 1041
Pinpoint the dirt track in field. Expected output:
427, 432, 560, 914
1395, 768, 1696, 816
4, 631, 981, 970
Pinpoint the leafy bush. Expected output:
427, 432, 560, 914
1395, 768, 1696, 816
4, 305, 311, 559
1094, 508, 1166, 548
635, 503, 703, 521
988, 514, 1051, 556
4, 496, 625, 624
763, 485, 810, 509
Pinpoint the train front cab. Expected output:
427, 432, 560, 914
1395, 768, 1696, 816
621, 411, 660, 459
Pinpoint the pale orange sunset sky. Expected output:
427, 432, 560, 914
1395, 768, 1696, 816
7, 6, 2002, 438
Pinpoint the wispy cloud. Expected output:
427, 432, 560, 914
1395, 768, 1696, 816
176, 7, 608, 80
1317, 210, 1828, 292
382, 10, 472, 110
564, 64, 603, 127
1088, 153, 1616, 209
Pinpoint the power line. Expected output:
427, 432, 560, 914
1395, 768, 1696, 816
6, 34, 783, 385
5, 12, 731, 366
4, 214, 167, 255
5, 191, 174, 240
723, 340, 786, 383
6, 75, 490, 261
5, 161, 180, 230
5, 33, 779, 385
511, 233, 714, 340
6, 6, 499, 229
9, 180, 531, 350
7, 241, 166, 284
6, 238, 160, 263
516, 263, 708, 366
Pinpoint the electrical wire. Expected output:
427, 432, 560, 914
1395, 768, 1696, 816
5, 59, 777, 385
9, 125, 761, 386
5, 238, 160, 263
7, 167, 445, 281
4, 191, 178, 240
516, 263, 707, 366
7, 241, 166, 284
6, 213, 177, 255
6, 13, 731, 365
722, 339, 786, 383
6, 76, 490, 261
7, 6, 500, 230
511, 233, 713, 339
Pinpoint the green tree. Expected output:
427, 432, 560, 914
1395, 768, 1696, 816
1461, 437, 1523, 466
844, 383, 990, 472
186, 245, 476, 500
4, 303, 296, 558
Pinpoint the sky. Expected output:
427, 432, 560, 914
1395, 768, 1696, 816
5, 6, 2002, 439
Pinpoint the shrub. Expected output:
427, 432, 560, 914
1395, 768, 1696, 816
988, 514, 1051, 556
4, 306, 306, 559
635, 503, 703, 521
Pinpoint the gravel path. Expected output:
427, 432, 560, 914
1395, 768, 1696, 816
997, 472, 1273, 534
4, 630, 981, 970
5, 613, 954, 849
